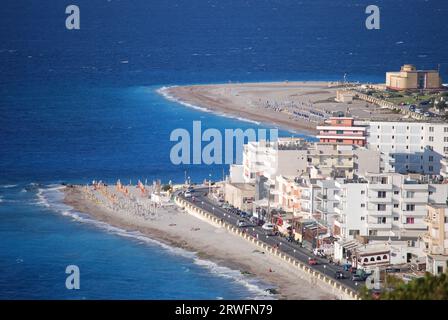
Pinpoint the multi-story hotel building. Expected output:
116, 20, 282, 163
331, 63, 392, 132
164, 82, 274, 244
231, 137, 380, 184
317, 117, 367, 146
334, 173, 448, 240
365, 121, 448, 176
422, 204, 448, 275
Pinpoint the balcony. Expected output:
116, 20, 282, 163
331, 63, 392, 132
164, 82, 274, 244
315, 192, 327, 200
367, 222, 392, 229
401, 184, 428, 191
334, 205, 344, 214
368, 183, 393, 191
301, 194, 310, 200
368, 196, 392, 203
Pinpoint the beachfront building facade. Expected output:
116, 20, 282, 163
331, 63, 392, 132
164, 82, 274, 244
333, 173, 448, 240
239, 138, 308, 184
422, 204, 448, 275
365, 121, 448, 176
224, 182, 255, 212
232, 137, 381, 185
317, 117, 367, 146
273, 175, 319, 219
315, 179, 340, 226
386, 64, 442, 91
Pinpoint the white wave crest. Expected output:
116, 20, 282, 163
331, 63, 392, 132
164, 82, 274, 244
36, 185, 276, 299
157, 86, 261, 125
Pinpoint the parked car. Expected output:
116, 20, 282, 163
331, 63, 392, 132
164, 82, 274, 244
184, 191, 192, 198
335, 271, 345, 279
308, 258, 318, 266
351, 274, 366, 282
342, 264, 352, 272
424, 111, 431, 117
262, 223, 275, 231
237, 220, 250, 228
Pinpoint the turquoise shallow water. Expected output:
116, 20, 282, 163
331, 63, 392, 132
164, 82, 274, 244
0, 0, 447, 299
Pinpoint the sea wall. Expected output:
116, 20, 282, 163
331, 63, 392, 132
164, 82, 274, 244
174, 196, 359, 300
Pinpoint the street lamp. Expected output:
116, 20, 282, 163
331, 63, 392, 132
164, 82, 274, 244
208, 173, 212, 195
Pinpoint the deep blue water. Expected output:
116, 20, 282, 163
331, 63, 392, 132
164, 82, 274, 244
0, 0, 447, 299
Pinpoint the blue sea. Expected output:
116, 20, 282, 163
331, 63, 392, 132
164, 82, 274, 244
0, 0, 447, 299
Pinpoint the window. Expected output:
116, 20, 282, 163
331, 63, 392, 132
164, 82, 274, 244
361, 190, 365, 195
406, 217, 415, 224
406, 191, 414, 198
393, 217, 399, 221
376, 256, 381, 261
377, 217, 387, 224
429, 136, 434, 142
429, 156, 434, 162
361, 203, 365, 208
444, 137, 448, 142
377, 204, 386, 211
364, 258, 369, 263
444, 127, 448, 133
370, 257, 375, 262
406, 204, 415, 211
394, 191, 399, 195
429, 127, 434, 132
394, 204, 399, 208
361, 216, 365, 221
383, 255, 388, 260
378, 191, 386, 198
429, 166, 434, 172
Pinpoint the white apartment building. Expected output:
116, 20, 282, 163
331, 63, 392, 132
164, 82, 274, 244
334, 173, 448, 240
422, 204, 448, 274
238, 138, 308, 184
315, 179, 340, 226
230, 138, 381, 184
364, 121, 448, 176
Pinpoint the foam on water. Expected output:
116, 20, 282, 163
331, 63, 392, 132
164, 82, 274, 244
36, 185, 275, 300
157, 86, 261, 125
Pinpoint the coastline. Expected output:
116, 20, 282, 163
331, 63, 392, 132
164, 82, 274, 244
63, 185, 336, 300
158, 81, 343, 135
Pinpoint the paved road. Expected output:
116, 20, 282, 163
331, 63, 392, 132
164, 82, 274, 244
178, 187, 362, 292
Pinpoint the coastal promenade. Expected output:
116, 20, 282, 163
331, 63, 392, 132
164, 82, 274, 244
175, 187, 360, 300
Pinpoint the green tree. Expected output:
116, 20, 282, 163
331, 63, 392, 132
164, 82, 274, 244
360, 272, 448, 300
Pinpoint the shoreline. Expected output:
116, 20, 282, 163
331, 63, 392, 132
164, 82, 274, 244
158, 82, 328, 135
159, 80, 402, 135
63, 185, 336, 300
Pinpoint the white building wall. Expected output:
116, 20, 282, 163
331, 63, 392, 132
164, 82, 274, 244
366, 122, 448, 175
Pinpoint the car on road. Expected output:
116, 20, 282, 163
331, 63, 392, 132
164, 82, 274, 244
424, 111, 431, 117
184, 191, 192, 198
261, 223, 275, 231
351, 274, 366, 282
308, 258, 318, 266
221, 203, 231, 210
237, 220, 251, 228
335, 271, 345, 279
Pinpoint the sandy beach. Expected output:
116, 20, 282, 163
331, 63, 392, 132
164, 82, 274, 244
63, 185, 336, 300
162, 81, 402, 134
